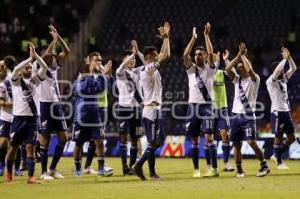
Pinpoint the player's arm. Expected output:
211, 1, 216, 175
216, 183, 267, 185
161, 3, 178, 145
116, 53, 135, 76
204, 22, 214, 69
225, 52, 240, 80
49, 25, 71, 63
42, 28, 58, 58
132, 40, 145, 65
271, 58, 286, 82
239, 43, 257, 81
0, 83, 13, 108
285, 48, 297, 79
35, 47, 48, 81
11, 43, 35, 81
183, 27, 197, 69
157, 22, 171, 66
222, 49, 230, 66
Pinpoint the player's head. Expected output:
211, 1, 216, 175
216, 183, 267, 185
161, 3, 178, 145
3, 55, 16, 71
122, 49, 135, 69
88, 52, 102, 73
21, 63, 33, 78
194, 46, 207, 66
143, 46, 158, 63
41, 45, 57, 67
235, 62, 248, 78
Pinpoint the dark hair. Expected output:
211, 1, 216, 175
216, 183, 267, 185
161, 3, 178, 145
143, 46, 158, 57
4, 55, 16, 71
121, 49, 132, 58
194, 46, 207, 53
88, 52, 101, 61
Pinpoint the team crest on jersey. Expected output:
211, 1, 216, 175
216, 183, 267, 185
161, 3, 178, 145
120, 121, 125, 128
42, 120, 48, 128
185, 122, 191, 131
10, 132, 15, 139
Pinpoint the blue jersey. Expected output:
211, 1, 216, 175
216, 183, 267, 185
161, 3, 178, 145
72, 75, 105, 125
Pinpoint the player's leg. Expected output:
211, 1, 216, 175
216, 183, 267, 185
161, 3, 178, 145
25, 143, 40, 184
48, 130, 67, 178
84, 140, 96, 173
244, 119, 269, 177
230, 115, 244, 177
186, 104, 201, 177
118, 107, 130, 175
14, 146, 22, 176
38, 132, 52, 179
202, 105, 219, 177
5, 143, 18, 183
95, 127, 113, 177
72, 124, 85, 177
220, 129, 234, 171
0, 137, 8, 176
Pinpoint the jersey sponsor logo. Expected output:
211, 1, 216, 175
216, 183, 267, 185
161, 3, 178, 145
213, 81, 224, 86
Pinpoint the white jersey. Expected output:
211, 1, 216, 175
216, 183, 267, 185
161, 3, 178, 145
0, 76, 13, 122
116, 66, 142, 107
186, 63, 216, 104
140, 62, 162, 121
232, 74, 260, 114
266, 75, 290, 112
11, 75, 42, 116
34, 62, 60, 102
140, 62, 162, 106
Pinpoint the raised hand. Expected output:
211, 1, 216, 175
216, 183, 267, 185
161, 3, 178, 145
104, 60, 113, 75
131, 40, 138, 55
214, 51, 220, 63
163, 21, 171, 37
239, 42, 247, 56
192, 27, 197, 39
281, 47, 290, 60
222, 49, 230, 61
48, 25, 57, 33
204, 22, 211, 35
28, 42, 35, 59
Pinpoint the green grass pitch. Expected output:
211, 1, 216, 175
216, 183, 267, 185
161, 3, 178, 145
1, 158, 300, 199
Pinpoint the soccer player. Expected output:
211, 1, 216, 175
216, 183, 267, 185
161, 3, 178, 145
5, 42, 47, 184
72, 53, 113, 177
266, 47, 297, 170
116, 45, 143, 175
0, 55, 20, 176
36, 25, 70, 180
183, 24, 219, 178
225, 42, 270, 177
212, 50, 234, 172
133, 22, 170, 180
83, 53, 113, 175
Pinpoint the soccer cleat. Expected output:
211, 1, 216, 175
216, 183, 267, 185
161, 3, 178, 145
104, 165, 113, 172
150, 173, 162, 181
40, 172, 54, 180
133, 164, 146, 180
236, 172, 245, 178
98, 169, 113, 177
123, 166, 134, 176
203, 168, 219, 177
256, 166, 270, 177
4, 172, 13, 184
223, 163, 235, 172
270, 154, 277, 163
74, 170, 82, 177
15, 169, 23, 176
84, 167, 98, 175
48, 169, 64, 179
193, 169, 201, 178
277, 163, 289, 170
27, 177, 41, 184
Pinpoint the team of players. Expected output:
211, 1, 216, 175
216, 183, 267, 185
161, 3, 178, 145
0, 22, 297, 183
